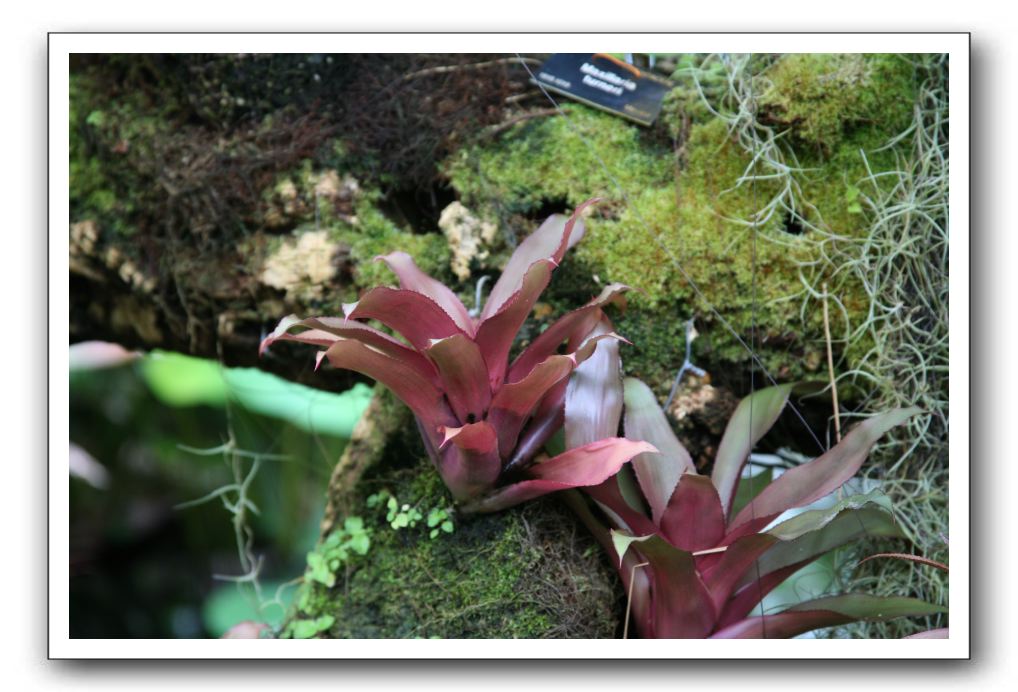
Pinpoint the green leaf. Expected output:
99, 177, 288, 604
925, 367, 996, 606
305, 552, 335, 588
290, 615, 335, 639
348, 533, 370, 555
730, 408, 919, 530
730, 467, 772, 518
201, 581, 293, 637
740, 504, 904, 591
788, 593, 946, 620
141, 350, 373, 437
712, 594, 944, 639
712, 384, 793, 518
622, 378, 696, 524
766, 490, 893, 541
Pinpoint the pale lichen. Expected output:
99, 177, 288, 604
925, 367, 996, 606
259, 229, 344, 302
437, 201, 498, 281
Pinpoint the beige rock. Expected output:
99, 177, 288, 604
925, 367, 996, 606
260, 229, 342, 301
437, 201, 497, 281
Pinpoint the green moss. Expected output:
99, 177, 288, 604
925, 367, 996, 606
289, 461, 619, 639
443, 56, 923, 389
334, 196, 451, 291
759, 54, 916, 151
446, 105, 672, 215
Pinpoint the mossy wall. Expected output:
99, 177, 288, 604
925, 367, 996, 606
70, 54, 936, 639
445, 54, 919, 394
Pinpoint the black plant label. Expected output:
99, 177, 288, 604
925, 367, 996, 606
533, 53, 673, 126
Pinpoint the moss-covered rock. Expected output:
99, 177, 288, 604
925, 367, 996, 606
443, 55, 921, 393
283, 388, 621, 639
757, 53, 916, 152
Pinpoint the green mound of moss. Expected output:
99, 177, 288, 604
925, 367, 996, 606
285, 466, 620, 639
443, 55, 920, 391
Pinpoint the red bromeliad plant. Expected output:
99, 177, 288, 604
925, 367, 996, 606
563, 340, 943, 638
261, 201, 655, 513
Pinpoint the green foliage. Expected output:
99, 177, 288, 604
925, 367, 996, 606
141, 350, 373, 438
303, 516, 372, 589
442, 57, 922, 389
334, 196, 451, 292
201, 580, 293, 637
367, 490, 455, 539
283, 614, 336, 639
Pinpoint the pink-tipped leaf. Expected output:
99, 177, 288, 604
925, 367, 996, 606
319, 339, 456, 433
437, 421, 502, 500
424, 334, 492, 424
508, 282, 629, 382
375, 251, 475, 335
488, 354, 576, 459
460, 438, 654, 513
473, 260, 554, 390
342, 286, 465, 352
261, 315, 439, 384
480, 200, 595, 321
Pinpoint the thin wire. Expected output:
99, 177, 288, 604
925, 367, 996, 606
746, 60, 765, 639
514, 54, 826, 456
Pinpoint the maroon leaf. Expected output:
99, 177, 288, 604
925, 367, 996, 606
701, 533, 778, 616
424, 334, 492, 424
375, 251, 475, 335
659, 473, 726, 553
480, 199, 595, 321
437, 421, 502, 500
460, 437, 654, 513
714, 564, 804, 630
711, 609, 853, 638
729, 407, 920, 530
565, 317, 624, 449
319, 339, 456, 432
488, 354, 575, 460
612, 531, 717, 638
262, 315, 438, 384
474, 260, 554, 390
504, 390, 565, 473
587, 477, 658, 537
342, 286, 465, 352
622, 377, 696, 525
508, 282, 629, 383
